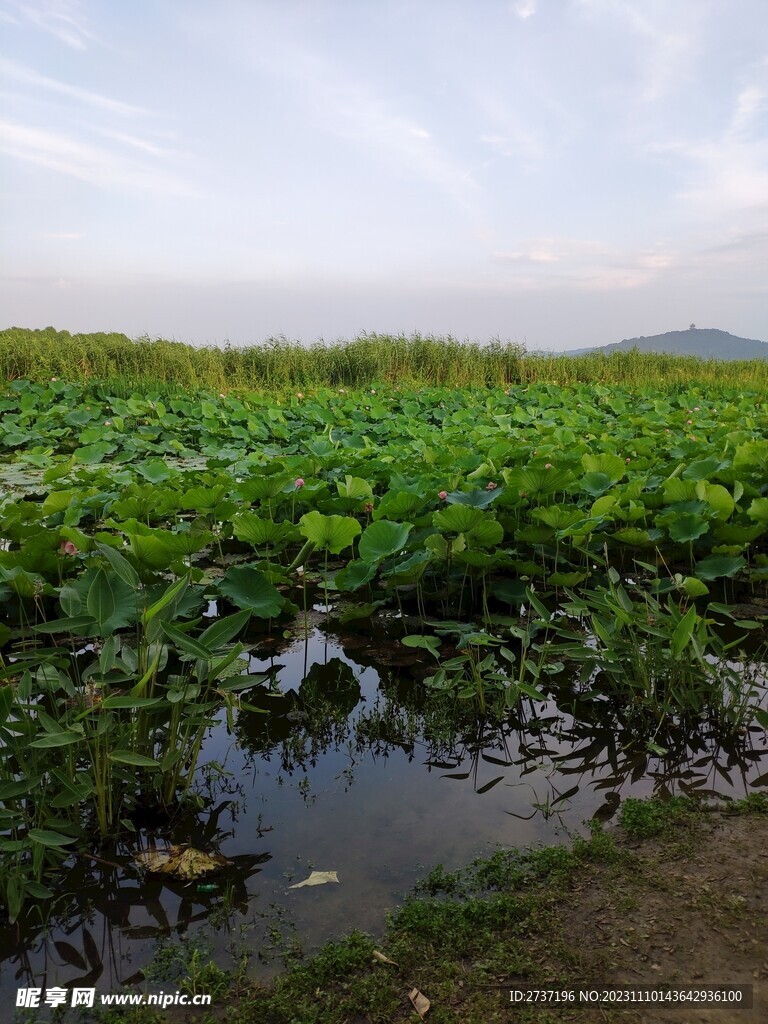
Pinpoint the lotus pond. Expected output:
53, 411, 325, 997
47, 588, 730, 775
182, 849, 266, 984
2, 377, 768, 993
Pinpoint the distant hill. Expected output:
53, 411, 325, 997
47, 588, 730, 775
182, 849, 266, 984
569, 327, 768, 360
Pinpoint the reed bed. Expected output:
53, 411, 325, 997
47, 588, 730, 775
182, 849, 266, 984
3, 326, 768, 393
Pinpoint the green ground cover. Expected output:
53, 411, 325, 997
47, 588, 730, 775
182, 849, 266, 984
2, 369, 768, 936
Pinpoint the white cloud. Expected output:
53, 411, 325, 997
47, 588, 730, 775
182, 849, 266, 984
236, 35, 480, 213
733, 85, 767, 132
513, 0, 537, 18
0, 119, 198, 196
490, 237, 681, 291
574, 0, 699, 103
4, 0, 95, 49
0, 58, 146, 116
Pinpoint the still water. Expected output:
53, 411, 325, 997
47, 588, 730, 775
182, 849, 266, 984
2, 625, 766, 997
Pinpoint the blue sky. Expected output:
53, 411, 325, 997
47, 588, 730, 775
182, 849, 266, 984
1, 0, 767, 350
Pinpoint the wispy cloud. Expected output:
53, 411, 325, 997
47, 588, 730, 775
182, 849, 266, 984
0, 119, 198, 196
0, 58, 146, 116
39, 231, 83, 240
575, 0, 699, 103
512, 0, 537, 18
649, 61, 768, 222
247, 39, 480, 213
490, 237, 680, 290
4, 0, 95, 49
96, 128, 175, 158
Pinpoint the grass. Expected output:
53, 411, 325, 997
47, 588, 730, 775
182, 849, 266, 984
5, 326, 768, 393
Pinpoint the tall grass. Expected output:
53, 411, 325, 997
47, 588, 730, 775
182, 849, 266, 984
3, 326, 768, 392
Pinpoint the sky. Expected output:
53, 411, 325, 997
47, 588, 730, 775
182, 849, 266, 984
1, 0, 767, 351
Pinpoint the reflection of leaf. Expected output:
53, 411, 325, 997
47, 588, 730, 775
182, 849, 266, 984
289, 870, 340, 889
54, 940, 87, 971
475, 775, 505, 795
82, 928, 101, 971
135, 845, 232, 880
481, 753, 514, 767
409, 987, 431, 1019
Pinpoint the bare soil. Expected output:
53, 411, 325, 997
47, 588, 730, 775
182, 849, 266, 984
559, 811, 768, 1023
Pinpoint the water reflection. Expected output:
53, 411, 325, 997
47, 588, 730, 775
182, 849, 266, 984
1, 626, 767, 997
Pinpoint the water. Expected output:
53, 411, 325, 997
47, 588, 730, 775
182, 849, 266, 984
2, 625, 767, 996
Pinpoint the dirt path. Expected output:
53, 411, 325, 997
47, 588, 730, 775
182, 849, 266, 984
558, 811, 768, 1023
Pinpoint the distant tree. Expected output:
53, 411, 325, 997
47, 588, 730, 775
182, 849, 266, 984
689, 323, 696, 330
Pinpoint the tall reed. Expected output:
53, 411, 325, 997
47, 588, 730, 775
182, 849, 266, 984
3, 326, 768, 392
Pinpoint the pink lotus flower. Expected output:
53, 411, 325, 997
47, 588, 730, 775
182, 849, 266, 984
294, 478, 305, 488
545, 463, 552, 470
296, 392, 304, 399
486, 481, 497, 491
60, 540, 78, 556
687, 419, 693, 424
438, 490, 448, 500
625, 457, 631, 463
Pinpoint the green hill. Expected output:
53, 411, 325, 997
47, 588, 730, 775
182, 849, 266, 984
571, 327, 768, 360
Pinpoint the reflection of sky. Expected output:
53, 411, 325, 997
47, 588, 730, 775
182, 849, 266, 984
192, 630, 768, 964
4, 627, 768, 995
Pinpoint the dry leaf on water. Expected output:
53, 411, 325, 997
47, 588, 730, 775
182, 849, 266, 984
288, 870, 340, 889
408, 987, 431, 1019
372, 950, 398, 966
135, 845, 231, 881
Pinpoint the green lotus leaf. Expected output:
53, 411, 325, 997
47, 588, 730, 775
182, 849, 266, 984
734, 441, 768, 470
236, 475, 294, 502
695, 482, 734, 521
580, 472, 613, 497
694, 554, 746, 580
667, 513, 709, 544
465, 519, 504, 548
359, 520, 412, 563
336, 475, 373, 500
136, 458, 175, 483
233, 513, 298, 548
747, 497, 768, 523
433, 504, 486, 533
549, 571, 587, 586
218, 566, 285, 617
445, 488, 503, 508
591, 494, 618, 517
299, 511, 362, 554
401, 634, 441, 659
373, 490, 425, 520
505, 466, 574, 496
531, 505, 584, 531
681, 576, 709, 597
581, 453, 626, 483
334, 559, 378, 591
682, 457, 724, 481
662, 478, 697, 504
612, 527, 657, 546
